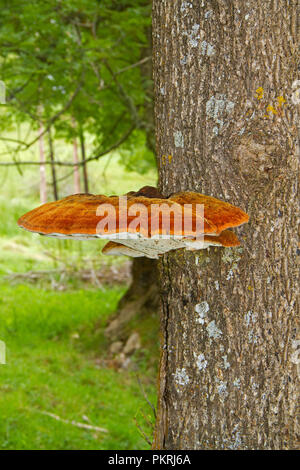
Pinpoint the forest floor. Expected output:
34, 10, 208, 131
0, 146, 158, 450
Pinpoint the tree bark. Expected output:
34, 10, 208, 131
72, 136, 81, 193
152, 0, 299, 450
79, 125, 89, 193
38, 122, 47, 204
47, 127, 59, 200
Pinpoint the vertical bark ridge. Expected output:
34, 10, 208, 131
153, 0, 299, 449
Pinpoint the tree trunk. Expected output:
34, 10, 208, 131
72, 136, 81, 193
152, 0, 298, 450
47, 127, 59, 200
38, 122, 47, 204
105, 258, 159, 341
79, 126, 89, 193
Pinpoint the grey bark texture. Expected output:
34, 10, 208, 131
152, 0, 299, 450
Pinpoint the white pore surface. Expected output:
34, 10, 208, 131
24, 228, 215, 258
114, 237, 188, 259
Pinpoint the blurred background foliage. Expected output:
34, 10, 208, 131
0, 0, 158, 450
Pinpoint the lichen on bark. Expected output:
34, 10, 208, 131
152, 0, 299, 450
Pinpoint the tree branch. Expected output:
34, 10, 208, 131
115, 56, 151, 75
0, 124, 135, 167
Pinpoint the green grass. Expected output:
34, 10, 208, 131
0, 130, 158, 450
0, 282, 157, 450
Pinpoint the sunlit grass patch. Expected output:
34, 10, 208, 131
0, 133, 158, 450
0, 283, 156, 450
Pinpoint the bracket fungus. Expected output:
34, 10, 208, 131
18, 186, 249, 259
